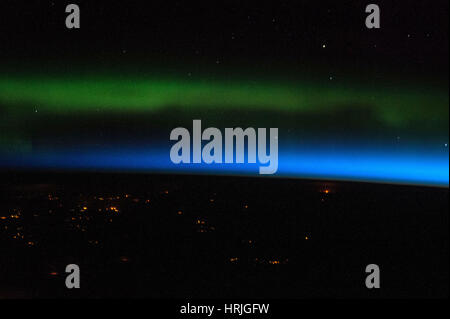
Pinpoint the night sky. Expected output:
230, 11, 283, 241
0, 0, 449, 301
0, 0, 448, 186
1, 0, 448, 74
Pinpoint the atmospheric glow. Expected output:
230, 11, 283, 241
1, 145, 448, 187
0, 72, 448, 187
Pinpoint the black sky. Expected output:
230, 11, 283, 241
0, 0, 448, 79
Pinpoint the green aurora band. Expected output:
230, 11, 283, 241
0, 74, 448, 129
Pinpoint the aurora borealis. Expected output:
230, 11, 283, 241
0, 73, 448, 127
0, 1, 448, 187
0, 70, 448, 186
